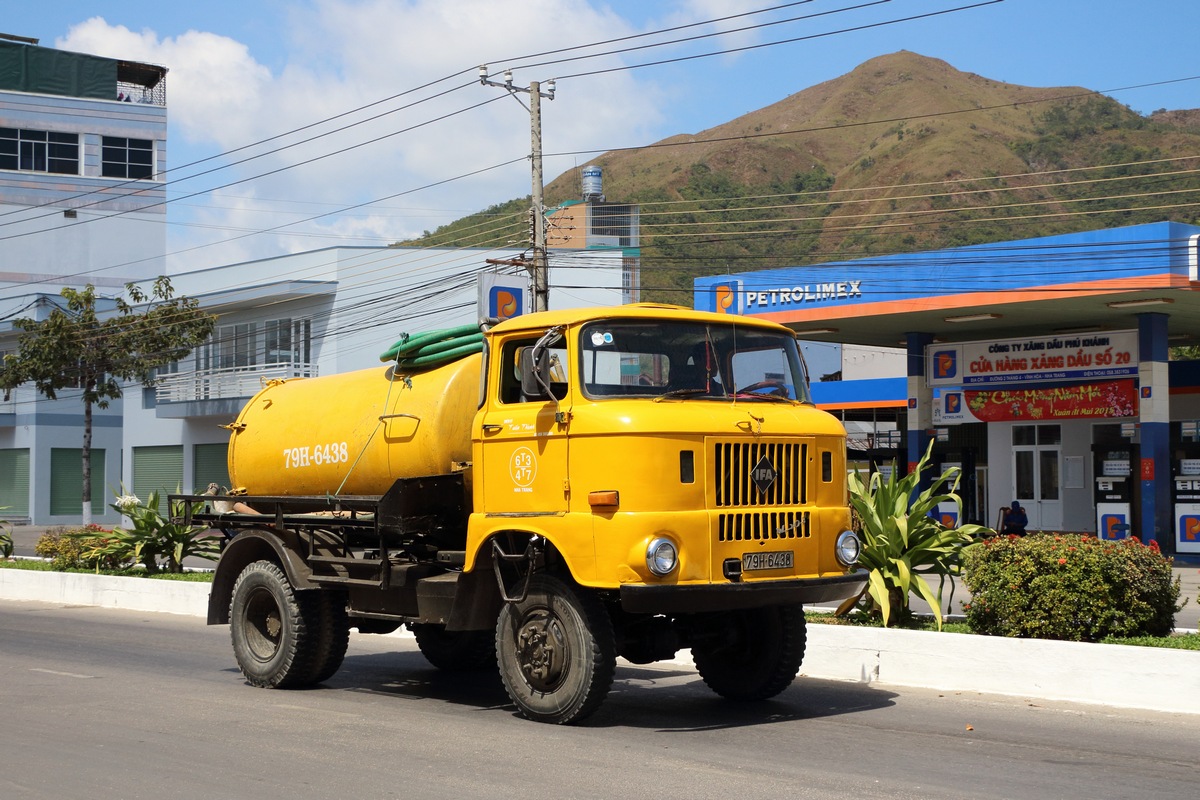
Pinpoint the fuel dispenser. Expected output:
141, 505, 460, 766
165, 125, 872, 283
932, 447, 979, 527
1172, 433, 1200, 554
1093, 444, 1135, 540
866, 449, 902, 477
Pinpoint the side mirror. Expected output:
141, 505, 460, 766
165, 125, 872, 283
519, 346, 550, 399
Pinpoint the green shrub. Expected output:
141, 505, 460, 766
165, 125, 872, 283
34, 525, 127, 571
962, 534, 1180, 641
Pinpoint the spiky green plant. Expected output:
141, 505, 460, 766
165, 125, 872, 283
843, 443, 988, 628
0, 507, 13, 558
65, 488, 220, 573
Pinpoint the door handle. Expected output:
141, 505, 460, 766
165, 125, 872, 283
482, 424, 502, 433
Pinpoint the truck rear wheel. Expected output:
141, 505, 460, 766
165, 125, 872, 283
412, 624, 496, 671
692, 604, 807, 701
229, 560, 321, 689
495, 573, 615, 724
309, 590, 350, 684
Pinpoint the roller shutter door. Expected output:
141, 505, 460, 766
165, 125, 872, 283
49, 448, 106, 516
193, 443, 230, 493
0, 448, 31, 517
132, 445, 183, 514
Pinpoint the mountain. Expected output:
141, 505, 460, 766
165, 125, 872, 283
413, 52, 1200, 305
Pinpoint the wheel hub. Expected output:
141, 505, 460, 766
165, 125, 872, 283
244, 588, 283, 661
515, 611, 568, 692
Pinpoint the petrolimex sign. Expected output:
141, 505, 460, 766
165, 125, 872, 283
927, 330, 1138, 388
706, 278, 864, 315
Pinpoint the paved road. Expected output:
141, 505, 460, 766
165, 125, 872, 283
1, 600, 1195, 800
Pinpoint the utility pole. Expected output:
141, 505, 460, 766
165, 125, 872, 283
479, 66, 555, 312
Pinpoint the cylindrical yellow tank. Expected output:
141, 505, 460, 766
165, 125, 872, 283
228, 353, 481, 496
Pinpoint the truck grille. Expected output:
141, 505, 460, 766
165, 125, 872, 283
714, 440, 806, 508
718, 510, 810, 542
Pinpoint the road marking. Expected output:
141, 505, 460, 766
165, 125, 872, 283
29, 668, 95, 679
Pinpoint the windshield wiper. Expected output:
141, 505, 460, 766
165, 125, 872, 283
653, 388, 711, 402
732, 392, 796, 403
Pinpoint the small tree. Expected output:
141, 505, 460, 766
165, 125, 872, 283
0, 278, 215, 525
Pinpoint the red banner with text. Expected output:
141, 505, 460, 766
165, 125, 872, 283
962, 380, 1138, 422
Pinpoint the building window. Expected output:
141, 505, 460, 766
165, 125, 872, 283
265, 319, 311, 364
202, 324, 257, 370
101, 137, 154, 179
0, 128, 80, 175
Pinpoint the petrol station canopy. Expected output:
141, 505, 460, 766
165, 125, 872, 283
694, 221, 1200, 350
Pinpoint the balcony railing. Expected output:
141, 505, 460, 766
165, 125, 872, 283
155, 362, 317, 404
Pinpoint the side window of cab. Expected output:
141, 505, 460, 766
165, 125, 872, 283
498, 338, 567, 404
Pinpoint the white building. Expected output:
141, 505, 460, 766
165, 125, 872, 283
0, 34, 167, 524
0, 36, 636, 525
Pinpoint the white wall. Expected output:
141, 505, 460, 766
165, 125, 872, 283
842, 344, 905, 381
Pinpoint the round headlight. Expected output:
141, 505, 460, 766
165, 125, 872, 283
835, 530, 861, 567
646, 537, 678, 576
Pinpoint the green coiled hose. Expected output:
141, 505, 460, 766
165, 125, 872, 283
379, 324, 484, 370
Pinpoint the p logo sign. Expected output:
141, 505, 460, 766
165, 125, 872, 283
1100, 513, 1129, 540
714, 282, 740, 314
932, 350, 957, 380
489, 286, 523, 320
1180, 515, 1200, 542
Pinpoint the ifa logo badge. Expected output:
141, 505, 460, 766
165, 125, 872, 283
489, 286, 523, 320
1180, 515, 1200, 542
1100, 514, 1129, 540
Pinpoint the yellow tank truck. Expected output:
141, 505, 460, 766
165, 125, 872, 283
177, 303, 865, 724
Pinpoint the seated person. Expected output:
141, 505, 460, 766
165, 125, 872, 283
1002, 501, 1028, 535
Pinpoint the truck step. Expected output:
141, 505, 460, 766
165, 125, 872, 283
310, 575, 387, 588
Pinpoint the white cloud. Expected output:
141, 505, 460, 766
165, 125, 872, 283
56, 2, 667, 270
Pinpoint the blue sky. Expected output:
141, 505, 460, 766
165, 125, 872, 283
3, 0, 1197, 272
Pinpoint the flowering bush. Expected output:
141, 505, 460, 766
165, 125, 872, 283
962, 533, 1181, 641
35, 525, 124, 571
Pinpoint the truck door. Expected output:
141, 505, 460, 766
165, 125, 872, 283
479, 333, 570, 516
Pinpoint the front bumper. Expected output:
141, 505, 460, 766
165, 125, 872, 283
618, 570, 867, 614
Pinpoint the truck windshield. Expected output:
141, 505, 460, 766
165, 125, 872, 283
578, 321, 812, 403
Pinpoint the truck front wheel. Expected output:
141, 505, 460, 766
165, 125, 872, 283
229, 560, 321, 688
692, 604, 807, 701
495, 574, 616, 724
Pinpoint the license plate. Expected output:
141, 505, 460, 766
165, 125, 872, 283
742, 550, 793, 571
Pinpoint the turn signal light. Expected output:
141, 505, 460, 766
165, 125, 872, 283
588, 490, 620, 508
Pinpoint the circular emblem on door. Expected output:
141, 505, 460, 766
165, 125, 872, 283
510, 446, 537, 488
